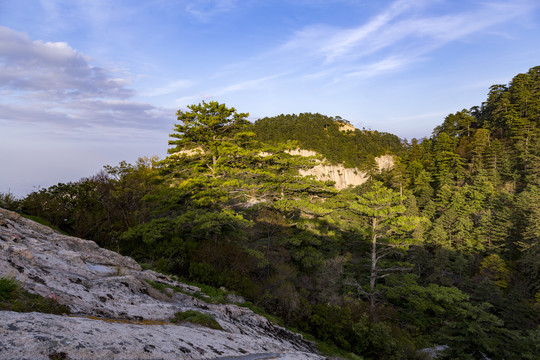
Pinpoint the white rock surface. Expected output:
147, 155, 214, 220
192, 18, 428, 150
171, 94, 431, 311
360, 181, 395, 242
299, 164, 369, 190
0, 311, 320, 360
0, 208, 323, 359
299, 155, 394, 190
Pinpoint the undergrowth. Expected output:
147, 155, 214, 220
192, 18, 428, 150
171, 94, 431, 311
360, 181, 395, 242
171, 310, 224, 330
20, 214, 69, 235
0, 277, 70, 315
144, 276, 230, 304
142, 268, 361, 358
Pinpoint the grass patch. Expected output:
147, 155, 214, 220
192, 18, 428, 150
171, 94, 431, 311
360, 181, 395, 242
20, 214, 69, 235
0, 277, 70, 315
194, 284, 227, 304
144, 279, 167, 292
151, 273, 229, 304
237, 301, 285, 327
0, 277, 18, 301
316, 341, 364, 360
144, 278, 230, 303
171, 310, 224, 331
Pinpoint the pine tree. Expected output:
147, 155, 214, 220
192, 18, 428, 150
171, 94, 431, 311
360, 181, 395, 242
348, 181, 423, 319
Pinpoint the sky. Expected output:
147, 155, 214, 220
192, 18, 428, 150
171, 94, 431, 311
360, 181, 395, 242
1, 0, 540, 196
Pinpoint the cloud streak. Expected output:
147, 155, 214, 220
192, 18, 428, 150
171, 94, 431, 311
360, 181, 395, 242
269, 0, 537, 81
185, 0, 239, 22
177, 0, 537, 106
174, 72, 288, 106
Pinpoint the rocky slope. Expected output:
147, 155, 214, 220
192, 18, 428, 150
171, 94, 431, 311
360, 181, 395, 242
0, 208, 324, 359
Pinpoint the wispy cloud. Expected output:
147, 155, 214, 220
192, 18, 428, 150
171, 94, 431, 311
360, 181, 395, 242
218, 73, 287, 93
393, 111, 450, 121
185, 0, 239, 22
271, 0, 538, 82
0, 26, 171, 131
174, 72, 287, 106
144, 79, 195, 97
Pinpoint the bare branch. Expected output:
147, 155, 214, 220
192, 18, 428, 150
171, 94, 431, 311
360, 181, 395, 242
378, 266, 411, 273
344, 279, 371, 299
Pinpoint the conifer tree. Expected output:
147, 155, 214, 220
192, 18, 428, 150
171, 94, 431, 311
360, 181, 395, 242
348, 181, 423, 318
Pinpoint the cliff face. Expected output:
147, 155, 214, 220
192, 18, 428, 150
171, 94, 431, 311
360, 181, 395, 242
172, 145, 394, 190
0, 208, 322, 359
299, 154, 394, 189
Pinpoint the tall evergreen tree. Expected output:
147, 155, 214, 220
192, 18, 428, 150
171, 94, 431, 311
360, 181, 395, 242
348, 181, 423, 318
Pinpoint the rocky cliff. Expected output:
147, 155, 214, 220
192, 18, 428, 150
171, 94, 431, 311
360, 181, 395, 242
299, 154, 394, 189
0, 208, 324, 359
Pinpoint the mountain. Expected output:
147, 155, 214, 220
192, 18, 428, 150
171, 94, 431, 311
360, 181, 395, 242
252, 113, 403, 169
7, 66, 540, 360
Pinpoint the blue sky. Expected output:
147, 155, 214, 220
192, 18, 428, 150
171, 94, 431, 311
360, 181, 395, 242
1, 0, 539, 196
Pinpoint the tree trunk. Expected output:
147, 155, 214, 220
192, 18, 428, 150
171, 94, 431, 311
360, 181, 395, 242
369, 217, 378, 320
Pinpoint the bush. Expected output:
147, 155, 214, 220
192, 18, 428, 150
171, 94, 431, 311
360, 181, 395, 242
0, 277, 70, 315
171, 310, 224, 330
0, 191, 19, 211
188, 262, 224, 286
0, 277, 18, 301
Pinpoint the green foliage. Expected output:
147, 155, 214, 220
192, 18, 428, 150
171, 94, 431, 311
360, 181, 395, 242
383, 274, 470, 334
253, 113, 403, 169
479, 254, 510, 289
0, 277, 70, 315
0, 191, 19, 210
20, 214, 69, 235
0, 277, 18, 300
306, 304, 354, 350
439, 301, 516, 360
171, 310, 224, 330
18, 156, 159, 246
348, 181, 424, 316
352, 315, 419, 360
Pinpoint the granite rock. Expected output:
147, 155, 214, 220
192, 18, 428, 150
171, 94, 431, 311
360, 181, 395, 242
0, 208, 323, 359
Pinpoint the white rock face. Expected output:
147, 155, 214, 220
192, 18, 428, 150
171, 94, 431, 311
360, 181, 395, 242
376, 155, 394, 171
337, 122, 355, 132
285, 149, 319, 157
299, 155, 395, 190
299, 165, 369, 190
0, 208, 323, 359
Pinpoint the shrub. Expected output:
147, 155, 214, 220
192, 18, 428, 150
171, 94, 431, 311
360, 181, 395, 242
0, 277, 18, 301
171, 310, 224, 331
0, 191, 19, 211
0, 277, 70, 315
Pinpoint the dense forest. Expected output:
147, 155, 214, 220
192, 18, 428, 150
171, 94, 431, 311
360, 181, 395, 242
253, 113, 403, 169
2, 66, 540, 359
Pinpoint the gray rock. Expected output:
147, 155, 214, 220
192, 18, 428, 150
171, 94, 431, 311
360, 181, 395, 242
0, 311, 322, 359
225, 293, 246, 304
0, 208, 323, 359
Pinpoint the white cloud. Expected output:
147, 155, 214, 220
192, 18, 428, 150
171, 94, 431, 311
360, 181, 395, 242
175, 93, 214, 106
185, 0, 239, 22
272, 0, 538, 82
144, 79, 195, 97
218, 73, 287, 93
174, 72, 287, 106
0, 26, 171, 132
342, 56, 412, 79
0, 26, 132, 98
